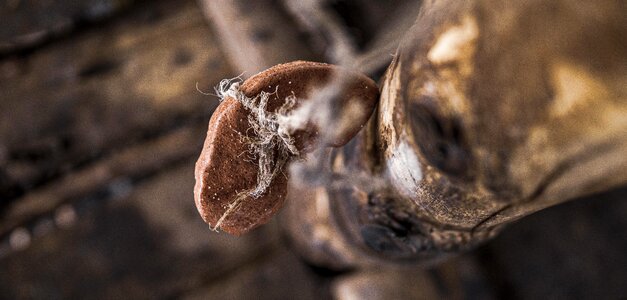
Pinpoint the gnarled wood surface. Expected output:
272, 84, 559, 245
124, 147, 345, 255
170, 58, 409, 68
285, 0, 627, 269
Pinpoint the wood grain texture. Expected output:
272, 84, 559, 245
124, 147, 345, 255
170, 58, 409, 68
0, 0, 229, 210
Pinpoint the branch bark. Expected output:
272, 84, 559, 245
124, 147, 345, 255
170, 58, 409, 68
284, 0, 627, 267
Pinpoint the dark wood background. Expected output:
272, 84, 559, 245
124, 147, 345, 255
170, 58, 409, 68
0, 0, 625, 299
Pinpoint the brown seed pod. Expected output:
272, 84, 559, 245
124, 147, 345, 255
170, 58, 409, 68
194, 61, 379, 235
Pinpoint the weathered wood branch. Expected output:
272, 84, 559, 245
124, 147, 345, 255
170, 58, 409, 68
284, 0, 627, 267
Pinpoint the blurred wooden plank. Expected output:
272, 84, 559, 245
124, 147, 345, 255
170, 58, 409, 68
0, 124, 206, 238
0, 0, 231, 207
0, 161, 282, 299
183, 248, 326, 300
331, 254, 495, 300
0, 0, 134, 55
332, 268, 441, 300
198, 0, 317, 76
